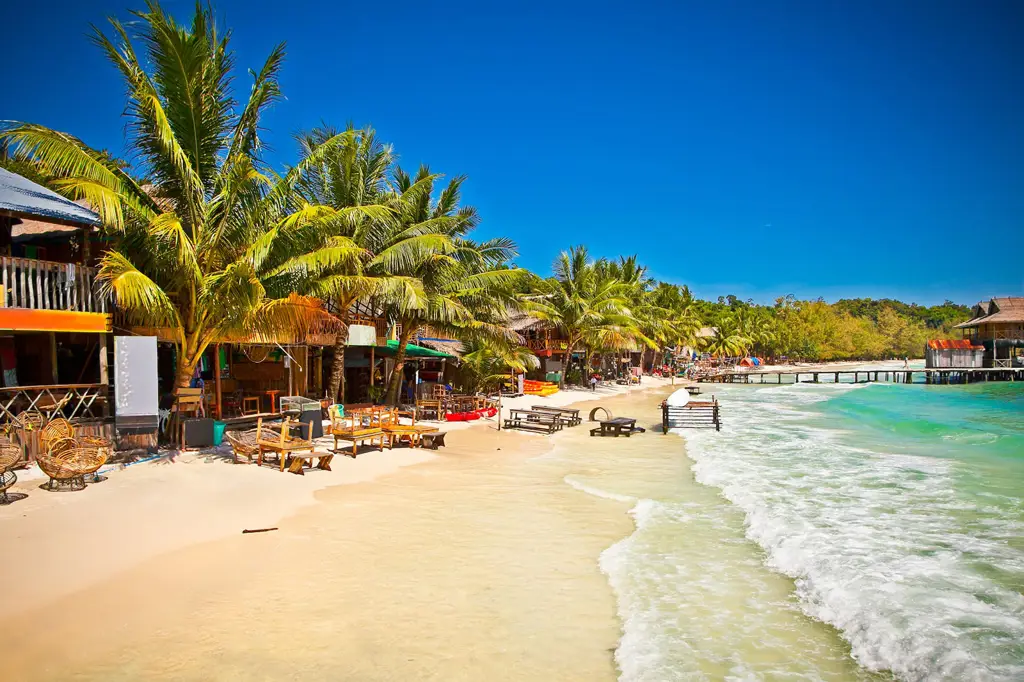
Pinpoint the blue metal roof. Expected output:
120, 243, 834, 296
0, 167, 100, 227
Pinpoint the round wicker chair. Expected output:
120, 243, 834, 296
36, 436, 107, 491
0, 441, 23, 503
40, 418, 74, 452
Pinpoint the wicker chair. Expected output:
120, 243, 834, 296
36, 436, 109, 491
0, 440, 22, 503
224, 429, 259, 464
41, 418, 74, 452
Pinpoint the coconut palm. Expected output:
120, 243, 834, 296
379, 166, 524, 405
288, 125, 423, 402
0, 2, 374, 389
459, 340, 539, 394
524, 246, 637, 387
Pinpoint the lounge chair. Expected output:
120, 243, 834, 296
256, 418, 333, 474
224, 429, 260, 464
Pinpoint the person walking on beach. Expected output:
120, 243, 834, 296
903, 356, 909, 369
590, 374, 598, 391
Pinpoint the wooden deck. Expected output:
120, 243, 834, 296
704, 367, 1024, 385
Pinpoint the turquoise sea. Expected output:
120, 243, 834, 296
566, 372, 1024, 680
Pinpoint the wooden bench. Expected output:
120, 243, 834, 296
531, 405, 582, 426
503, 409, 562, 434
590, 418, 645, 437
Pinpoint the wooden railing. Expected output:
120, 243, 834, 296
0, 383, 108, 423
0, 257, 106, 312
524, 338, 567, 351
351, 316, 400, 344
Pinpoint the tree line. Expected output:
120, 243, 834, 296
0, 3, 970, 401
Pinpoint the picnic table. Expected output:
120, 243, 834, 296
530, 405, 582, 426
503, 408, 563, 434
590, 417, 645, 437
382, 423, 440, 448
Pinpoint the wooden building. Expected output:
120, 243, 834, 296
924, 339, 985, 369
955, 297, 1024, 368
0, 168, 111, 424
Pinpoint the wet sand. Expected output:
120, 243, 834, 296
0, 385, 673, 681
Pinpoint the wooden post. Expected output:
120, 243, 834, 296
49, 332, 58, 383
370, 346, 376, 385
99, 333, 109, 417
214, 343, 222, 419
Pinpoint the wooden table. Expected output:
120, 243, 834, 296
382, 424, 439, 448
264, 389, 281, 413
590, 418, 641, 437
503, 409, 562, 434
332, 427, 386, 457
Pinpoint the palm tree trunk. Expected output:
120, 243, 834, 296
384, 326, 414, 405
560, 340, 574, 388
327, 321, 350, 403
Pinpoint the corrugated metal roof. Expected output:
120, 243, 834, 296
0, 167, 100, 227
926, 339, 984, 350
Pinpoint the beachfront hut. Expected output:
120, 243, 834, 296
0, 168, 111, 425
954, 297, 1024, 368
924, 339, 985, 369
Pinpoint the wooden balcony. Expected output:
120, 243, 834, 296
0, 256, 106, 313
524, 338, 567, 352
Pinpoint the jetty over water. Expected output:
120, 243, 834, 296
705, 368, 1023, 385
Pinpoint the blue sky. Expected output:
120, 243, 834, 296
3, 0, 1022, 305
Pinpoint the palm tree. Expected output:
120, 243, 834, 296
289, 125, 422, 402
379, 166, 523, 405
524, 246, 635, 388
0, 2, 363, 389
459, 340, 539, 394
704, 315, 751, 359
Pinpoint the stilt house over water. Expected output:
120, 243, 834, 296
954, 297, 1024, 368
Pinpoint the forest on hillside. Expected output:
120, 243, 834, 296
692, 295, 972, 361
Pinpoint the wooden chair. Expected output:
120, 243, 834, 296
242, 396, 261, 416
170, 389, 204, 446
415, 397, 443, 421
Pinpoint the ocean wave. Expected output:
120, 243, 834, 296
681, 383, 1024, 681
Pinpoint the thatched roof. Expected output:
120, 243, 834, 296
416, 338, 464, 358
508, 313, 549, 332
955, 297, 1024, 328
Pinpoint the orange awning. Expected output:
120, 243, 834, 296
0, 309, 110, 333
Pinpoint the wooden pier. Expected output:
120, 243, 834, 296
662, 397, 721, 432
704, 367, 1023, 385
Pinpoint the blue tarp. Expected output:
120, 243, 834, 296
0, 167, 100, 227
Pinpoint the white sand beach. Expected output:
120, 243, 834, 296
0, 379, 675, 681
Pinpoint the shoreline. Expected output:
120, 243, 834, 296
0, 380, 675, 681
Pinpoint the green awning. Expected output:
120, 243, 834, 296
376, 340, 454, 359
